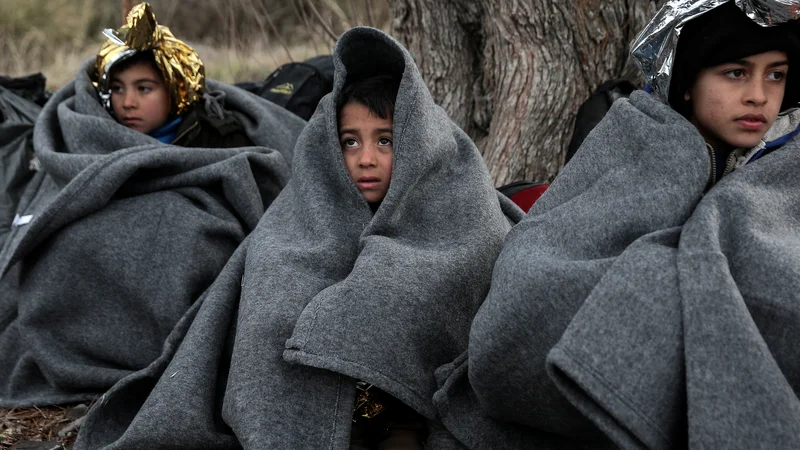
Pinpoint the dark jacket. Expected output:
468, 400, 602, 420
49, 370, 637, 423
173, 97, 255, 149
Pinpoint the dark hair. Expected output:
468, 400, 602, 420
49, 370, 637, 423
337, 74, 401, 120
109, 50, 163, 81
669, 2, 800, 117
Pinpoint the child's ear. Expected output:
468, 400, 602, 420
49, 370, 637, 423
683, 90, 691, 102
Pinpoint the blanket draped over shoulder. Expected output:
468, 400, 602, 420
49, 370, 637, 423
433, 91, 800, 449
0, 59, 306, 408
75, 27, 522, 450
0, 86, 40, 248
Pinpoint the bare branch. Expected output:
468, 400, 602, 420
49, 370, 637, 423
365, 0, 375, 27
349, 0, 362, 25
304, 0, 339, 41
292, 0, 322, 55
255, 1, 295, 62
321, 0, 353, 30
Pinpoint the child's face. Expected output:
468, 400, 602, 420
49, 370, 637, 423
686, 50, 788, 150
110, 62, 171, 134
339, 102, 394, 206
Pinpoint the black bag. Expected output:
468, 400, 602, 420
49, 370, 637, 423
237, 55, 334, 121
0, 73, 52, 107
566, 79, 634, 164
0, 86, 41, 247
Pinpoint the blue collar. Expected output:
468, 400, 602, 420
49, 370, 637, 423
747, 121, 800, 164
764, 124, 800, 150
148, 117, 183, 144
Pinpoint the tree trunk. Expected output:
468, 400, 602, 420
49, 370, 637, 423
392, 0, 661, 185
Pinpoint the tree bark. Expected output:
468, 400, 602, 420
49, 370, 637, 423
392, 0, 661, 185
390, 0, 487, 139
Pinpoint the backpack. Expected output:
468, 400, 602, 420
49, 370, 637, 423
498, 181, 549, 213
0, 72, 52, 106
237, 55, 334, 121
566, 79, 634, 164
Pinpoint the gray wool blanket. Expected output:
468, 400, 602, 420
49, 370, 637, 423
0, 59, 306, 407
75, 27, 522, 450
433, 90, 800, 449
0, 86, 40, 248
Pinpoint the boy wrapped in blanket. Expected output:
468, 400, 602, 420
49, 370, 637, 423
0, 3, 305, 408
73, 26, 523, 450
433, 1, 800, 449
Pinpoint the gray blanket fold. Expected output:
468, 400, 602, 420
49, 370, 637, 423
0, 59, 305, 407
76, 27, 519, 449
0, 86, 40, 248
434, 90, 800, 449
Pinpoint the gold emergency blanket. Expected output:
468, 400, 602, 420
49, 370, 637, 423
95, 2, 204, 116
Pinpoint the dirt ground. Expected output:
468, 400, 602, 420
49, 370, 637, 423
0, 403, 90, 450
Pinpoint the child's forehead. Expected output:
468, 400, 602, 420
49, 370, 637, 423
338, 101, 393, 121
110, 61, 164, 82
711, 49, 790, 68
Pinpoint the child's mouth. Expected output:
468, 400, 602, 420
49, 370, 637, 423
357, 178, 380, 189
735, 114, 767, 131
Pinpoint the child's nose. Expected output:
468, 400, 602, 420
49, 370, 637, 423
359, 145, 377, 166
122, 91, 137, 108
744, 79, 768, 105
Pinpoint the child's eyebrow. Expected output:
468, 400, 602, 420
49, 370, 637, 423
133, 78, 160, 84
729, 59, 755, 68
729, 59, 789, 68
338, 127, 394, 134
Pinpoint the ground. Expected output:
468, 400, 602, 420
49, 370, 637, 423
0, 403, 90, 450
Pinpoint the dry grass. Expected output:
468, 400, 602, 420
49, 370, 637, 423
0, 403, 90, 449
0, 33, 324, 91
0, 0, 390, 91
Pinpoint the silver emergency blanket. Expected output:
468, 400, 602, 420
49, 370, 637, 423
630, 0, 800, 102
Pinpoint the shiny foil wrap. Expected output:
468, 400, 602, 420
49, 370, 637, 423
95, 2, 205, 116
630, 0, 800, 103
353, 382, 385, 420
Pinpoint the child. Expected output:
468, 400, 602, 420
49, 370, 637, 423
95, 2, 251, 147
0, 2, 305, 410
337, 75, 398, 211
73, 27, 519, 450
432, 2, 800, 449
663, 1, 800, 187
334, 74, 427, 449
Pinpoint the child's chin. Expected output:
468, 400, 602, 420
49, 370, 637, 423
126, 125, 148, 134
727, 135, 764, 150
362, 193, 386, 205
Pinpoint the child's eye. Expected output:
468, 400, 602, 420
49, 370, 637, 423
138, 85, 153, 93
378, 137, 392, 146
341, 138, 358, 148
767, 71, 786, 82
724, 69, 746, 79
110, 85, 124, 94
